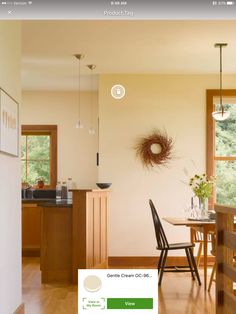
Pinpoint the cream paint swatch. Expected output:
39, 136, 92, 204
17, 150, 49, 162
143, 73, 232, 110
83, 275, 102, 292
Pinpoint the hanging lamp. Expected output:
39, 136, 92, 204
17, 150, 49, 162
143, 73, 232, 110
75, 54, 84, 129
212, 43, 230, 121
87, 64, 96, 135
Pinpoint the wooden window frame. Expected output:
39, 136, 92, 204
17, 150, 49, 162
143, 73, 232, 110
21, 125, 57, 189
206, 89, 236, 206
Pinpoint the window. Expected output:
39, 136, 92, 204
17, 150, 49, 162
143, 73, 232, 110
207, 90, 236, 206
21, 125, 57, 188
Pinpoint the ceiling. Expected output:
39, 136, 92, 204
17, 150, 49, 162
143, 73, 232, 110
22, 20, 236, 91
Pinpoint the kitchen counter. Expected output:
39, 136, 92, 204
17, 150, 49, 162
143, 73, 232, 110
40, 189, 109, 284
22, 189, 109, 284
22, 199, 72, 258
22, 198, 72, 207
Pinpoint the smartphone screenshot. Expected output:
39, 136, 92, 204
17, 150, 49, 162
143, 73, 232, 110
0, 1, 236, 314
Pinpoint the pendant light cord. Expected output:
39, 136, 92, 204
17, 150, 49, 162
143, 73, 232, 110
74, 54, 84, 124
87, 64, 96, 131
78, 58, 81, 118
90, 67, 93, 128
220, 45, 223, 115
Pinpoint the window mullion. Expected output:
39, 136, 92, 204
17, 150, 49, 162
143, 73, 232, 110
214, 156, 236, 161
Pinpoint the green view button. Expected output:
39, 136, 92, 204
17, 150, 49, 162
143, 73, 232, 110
107, 298, 153, 310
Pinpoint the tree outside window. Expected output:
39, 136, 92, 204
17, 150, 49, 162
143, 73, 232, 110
21, 125, 57, 188
215, 104, 236, 205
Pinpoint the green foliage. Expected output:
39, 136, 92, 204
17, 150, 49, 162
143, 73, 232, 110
216, 104, 236, 156
216, 161, 236, 205
189, 174, 216, 201
21, 135, 50, 185
215, 104, 236, 205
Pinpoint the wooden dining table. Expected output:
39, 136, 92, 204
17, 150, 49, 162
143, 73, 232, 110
163, 216, 236, 290
162, 217, 216, 290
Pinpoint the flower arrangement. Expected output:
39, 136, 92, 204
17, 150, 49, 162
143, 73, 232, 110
189, 174, 216, 201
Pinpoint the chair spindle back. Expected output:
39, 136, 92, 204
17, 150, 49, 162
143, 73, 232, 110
149, 199, 169, 249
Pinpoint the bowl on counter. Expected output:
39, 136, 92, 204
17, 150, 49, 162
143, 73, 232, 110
96, 183, 112, 189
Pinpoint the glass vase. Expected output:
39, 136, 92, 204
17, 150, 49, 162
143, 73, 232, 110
199, 198, 208, 219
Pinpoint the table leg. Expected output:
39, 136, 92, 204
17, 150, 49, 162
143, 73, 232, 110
203, 227, 208, 290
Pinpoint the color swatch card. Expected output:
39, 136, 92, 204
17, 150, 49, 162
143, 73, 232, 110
78, 269, 158, 313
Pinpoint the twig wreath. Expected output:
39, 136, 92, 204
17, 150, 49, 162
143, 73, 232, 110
135, 130, 174, 168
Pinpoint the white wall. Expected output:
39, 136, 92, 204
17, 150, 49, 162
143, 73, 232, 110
99, 74, 236, 256
22, 91, 98, 188
0, 22, 22, 313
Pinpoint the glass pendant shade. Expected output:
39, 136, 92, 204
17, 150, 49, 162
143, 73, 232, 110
88, 127, 95, 135
76, 120, 84, 129
212, 110, 230, 121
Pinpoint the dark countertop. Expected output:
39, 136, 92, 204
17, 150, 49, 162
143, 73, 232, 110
42, 199, 72, 207
22, 198, 72, 208
22, 198, 56, 202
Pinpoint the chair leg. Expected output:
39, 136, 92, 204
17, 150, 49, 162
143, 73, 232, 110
185, 248, 195, 280
208, 262, 216, 292
157, 250, 164, 272
188, 248, 201, 286
158, 250, 168, 286
196, 242, 203, 268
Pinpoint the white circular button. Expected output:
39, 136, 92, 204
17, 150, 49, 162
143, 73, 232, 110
111, 85, 126, 99
83, 275, 102, 292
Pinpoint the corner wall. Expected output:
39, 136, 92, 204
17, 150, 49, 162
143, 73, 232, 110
99, 74, 236, 256
0, 21, 22, 314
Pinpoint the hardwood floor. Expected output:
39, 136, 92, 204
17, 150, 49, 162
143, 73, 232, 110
158, 272, 215, 314
22, 258, 77, 314
22, 257, 215, 314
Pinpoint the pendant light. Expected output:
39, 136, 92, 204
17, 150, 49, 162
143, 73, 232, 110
212, 43, 230, 121
75, 54, 84, 129
87, 64, 96, 135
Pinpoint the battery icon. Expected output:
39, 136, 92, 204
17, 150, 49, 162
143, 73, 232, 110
227, 1, 234, 4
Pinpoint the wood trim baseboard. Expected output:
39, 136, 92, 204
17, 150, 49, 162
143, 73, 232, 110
13, 303, 25, 314
108, 256, 215, 268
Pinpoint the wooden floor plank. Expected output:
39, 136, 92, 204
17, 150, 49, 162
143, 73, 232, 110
22, 257, 215, 314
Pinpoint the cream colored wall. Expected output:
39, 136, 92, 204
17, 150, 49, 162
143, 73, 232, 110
99, 74, 236, 256
0, 21, 22, 313
22, 91, 98, 188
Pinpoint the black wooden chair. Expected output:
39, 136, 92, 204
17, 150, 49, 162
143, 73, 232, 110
149, 199, 201, 286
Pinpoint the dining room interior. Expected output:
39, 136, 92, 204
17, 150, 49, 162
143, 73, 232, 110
0, 19, 236, 314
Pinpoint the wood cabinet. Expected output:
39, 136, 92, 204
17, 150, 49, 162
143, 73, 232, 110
40, 190, 109, 284
72, 190, 109, 277
22, 203, 41, 256
41, 206, 72, 283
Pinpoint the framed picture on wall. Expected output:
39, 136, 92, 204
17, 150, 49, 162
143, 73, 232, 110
0, 88, 19, 157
